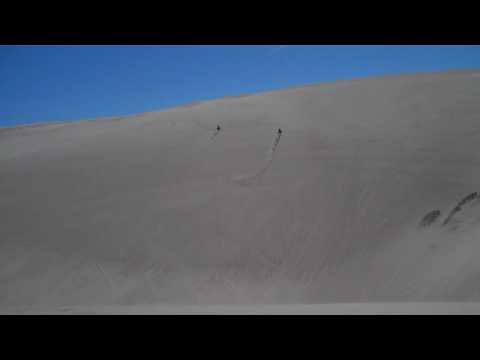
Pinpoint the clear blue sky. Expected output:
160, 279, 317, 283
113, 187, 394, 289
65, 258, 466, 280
1, 45, 480, 127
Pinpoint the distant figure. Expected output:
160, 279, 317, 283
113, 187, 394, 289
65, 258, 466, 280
211, 125, 221, 140
278, 128, 282, 135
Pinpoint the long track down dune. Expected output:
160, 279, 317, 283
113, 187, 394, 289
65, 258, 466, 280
2, 70, 480, 311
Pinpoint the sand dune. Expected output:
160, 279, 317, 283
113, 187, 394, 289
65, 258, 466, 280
2, 70, 480, 312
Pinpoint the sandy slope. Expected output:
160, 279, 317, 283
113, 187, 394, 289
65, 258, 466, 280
2, 70, 480, 312
4, 303, 480, 315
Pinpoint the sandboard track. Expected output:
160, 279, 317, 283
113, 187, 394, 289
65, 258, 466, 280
232, 130, 283, 186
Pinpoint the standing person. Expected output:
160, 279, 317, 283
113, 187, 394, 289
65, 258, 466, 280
272, 128, 282, 152
211, 125, 221, 140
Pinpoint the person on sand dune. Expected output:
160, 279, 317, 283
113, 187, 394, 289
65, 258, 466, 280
210, 125, 221, 140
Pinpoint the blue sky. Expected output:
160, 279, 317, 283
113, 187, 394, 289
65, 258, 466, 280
1, 45, 480, 127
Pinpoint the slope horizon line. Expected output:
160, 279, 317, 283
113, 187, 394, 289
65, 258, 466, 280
2, 68, 479, 130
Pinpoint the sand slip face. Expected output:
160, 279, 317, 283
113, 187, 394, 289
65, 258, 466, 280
2, 70, 480, 311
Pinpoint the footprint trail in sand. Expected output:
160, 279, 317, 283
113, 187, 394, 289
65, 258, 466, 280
233, 130, 282, 186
